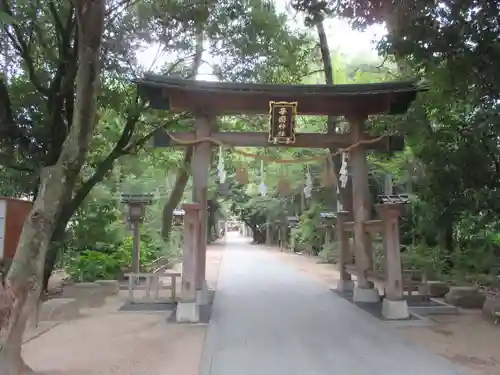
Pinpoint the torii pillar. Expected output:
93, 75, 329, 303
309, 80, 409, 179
191, 114, 212, 306
348, 115, 380, 303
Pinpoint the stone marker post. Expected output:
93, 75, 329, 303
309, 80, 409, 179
336, 211, 354, 293
378, 203, 409, 319
176, 203, 201, 323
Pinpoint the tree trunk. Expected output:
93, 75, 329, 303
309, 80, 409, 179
383, 5, 414, 79
315, 20, 333, 86
315, 18, 353, 214
0, 297, 34, 374
252, 228, 265, 244
0, 1, 105, 373
42, 218, 68, 293
161, 147, 193, 239
161, 20, 204, 240
207, 208, 219, 243
438, 219, 454, 271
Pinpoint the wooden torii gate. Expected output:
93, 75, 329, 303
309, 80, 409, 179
135, 75, 424, 322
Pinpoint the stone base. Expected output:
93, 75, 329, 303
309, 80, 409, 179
196, 280, 209, 306
353, 287, 380, 303
337, 279, 355, 293
382, 299, 410, 320
176, 302, 200, 323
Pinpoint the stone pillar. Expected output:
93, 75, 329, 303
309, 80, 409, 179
378, 203, 409, 319
192, 115, 212, 305
132, 221, 141, 275
176, 203, 200, 323
336, 211, 354, 293
348, 115, 379, 303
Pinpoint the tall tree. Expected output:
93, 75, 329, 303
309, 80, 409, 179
0, 0, 106, 373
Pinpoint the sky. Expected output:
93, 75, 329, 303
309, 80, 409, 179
135, 2, 387, 80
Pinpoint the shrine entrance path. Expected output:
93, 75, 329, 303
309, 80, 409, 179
201, 233, 465, 375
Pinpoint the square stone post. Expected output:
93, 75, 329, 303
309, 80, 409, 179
378, 203, 409, 319
265, 216, 272, 245
336, 211, 354, 293
348, 115, 379, 303
176, 203, 201, 323
192, 115, 213, 305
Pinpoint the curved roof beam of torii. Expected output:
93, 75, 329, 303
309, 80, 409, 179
133, 75, 427, 117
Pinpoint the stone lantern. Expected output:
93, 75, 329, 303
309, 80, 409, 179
173, 208, 185, 227
121, 193, 153, 276
320, 211, 336, 245
286, 215, 299, 229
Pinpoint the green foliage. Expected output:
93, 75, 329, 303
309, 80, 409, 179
1, 0, 313, 282
291, 202, 327, 253
63, 228, 182, 282
65, 249, 126, 283
401, 244, 447, 278
318, 241, 338, 263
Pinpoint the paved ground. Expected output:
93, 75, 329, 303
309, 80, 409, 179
23, 245, 226, 375
201, 233, 466, 375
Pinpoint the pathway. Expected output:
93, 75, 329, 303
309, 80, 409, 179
201, 233, 465, 375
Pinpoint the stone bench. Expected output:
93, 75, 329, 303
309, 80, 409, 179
94, 280, 120, 296
37, 298, 80, 322
61, 282, 106, 308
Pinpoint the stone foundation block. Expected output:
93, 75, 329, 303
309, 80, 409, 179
382, 299, 410, 320
176, 302, 200, 323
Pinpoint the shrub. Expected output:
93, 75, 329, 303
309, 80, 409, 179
318, 241, 338, 263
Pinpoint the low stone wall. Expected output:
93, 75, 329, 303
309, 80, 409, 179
61, 282, 107, 308
94, 280, 120, 296
418, 281, 450, 298
37, 298, 80, 322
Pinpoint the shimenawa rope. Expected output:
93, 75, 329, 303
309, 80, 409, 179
165, 131, 388, 164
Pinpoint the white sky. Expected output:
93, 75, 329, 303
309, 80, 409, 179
136, 2, 387, 81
